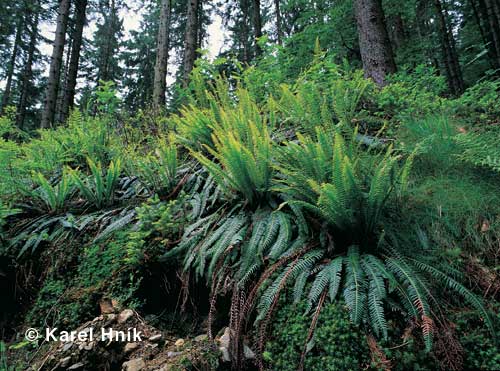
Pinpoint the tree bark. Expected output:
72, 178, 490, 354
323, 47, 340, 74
354, 0, 397, 86
182, 0, 199, 87
17, 3, 40, 129
153, 0, 172, 109
390, 14, 405, 51
434, 0, 464, 95
252, 0, 262, 56
483, 0, 500, 66
470, 0, 499, 68
241, 0, 250, 62
41, 0, 71, 128
1, 15, 24, 114
60, 0, 88, 123
274, 0, 282, 45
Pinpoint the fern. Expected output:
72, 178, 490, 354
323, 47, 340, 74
27, 170, 74, 213
70, 158, 122, 208
455, 130, 500, 172
192, 120, 272, 204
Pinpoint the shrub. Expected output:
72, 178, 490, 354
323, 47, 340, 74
126, 195, 189, 265
376, 65, 448, 119
454, 80, 500, 125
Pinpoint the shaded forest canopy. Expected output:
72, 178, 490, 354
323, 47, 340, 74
1, 0, 500, 370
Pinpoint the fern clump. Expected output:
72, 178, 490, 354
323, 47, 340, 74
70, 158, 122, 209
192, 120, 273, 205
455, 130, 500, 173
256, 130, 493, 352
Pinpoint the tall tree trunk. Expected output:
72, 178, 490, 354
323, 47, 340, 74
153, 0, 172, 109
182, 0, 199, 87
241, 0, 250, 62
101, 0, 117, 82
274, 0, 282, 45
482, 0, 500, 66
41, 0, 71, 128
354, 0, 397, 86
60, 0, 88, 123
57, 33, 73, 122
17, 3, 40, 129
470, 0, 499, 69
390, 14, 406, 51
196, 0, 203, 57
434, 0, 464, 95
1, 15, 24, 114
252, 0, 262, 56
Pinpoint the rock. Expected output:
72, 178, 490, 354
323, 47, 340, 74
124, 342, 139, 354
80, 327, 92, 335
100, 299, 115, 314
194, 334, 208, 343
67, 363, 85, 370
219, 346, 231, 362
122, 358, 146, 371
218, 327, 231, 348
83, 342, 94, 351
58, 356, 71, 368
118, 309, 134, 324
174, 338, 185, 348
243, 344, 255, 359
148, 334, 162, 342
62, 342, 73, 352
167, 351, 183, 358
103, 314, 117, 327
111, 298, 120, 309
147, 343, 159, 350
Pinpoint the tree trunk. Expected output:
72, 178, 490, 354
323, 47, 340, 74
1, 15, 24, 114
41, 0, 71, 128
17, 4, 40, 129
57, 33, 73, 122
252, 0, 262, 56
275, 0, 282, 45
153, 0, 172, 109
434, 0, 464, 95
470, 0, 499, 69
390, 14, 406, 51
354, 0, 397, 86
182, 0, 199, 87
60, 0, 88, 123
483, 0, 500, 66
240, 0, 251, 62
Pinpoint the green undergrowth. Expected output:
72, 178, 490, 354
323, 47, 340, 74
1, 59, 499, 370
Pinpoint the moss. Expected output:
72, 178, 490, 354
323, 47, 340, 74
265, 299, 372, 371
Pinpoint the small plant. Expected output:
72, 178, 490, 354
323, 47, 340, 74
27, 171, 74, 213
132, 135, 179, 195
70, 158, 122, 208
192, 120, 272, 205
454, 80, 500, 124
0, 202, 19, 242
126, 195, 188, 265
94, 80, 121, 116
455, 130, 500, 173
